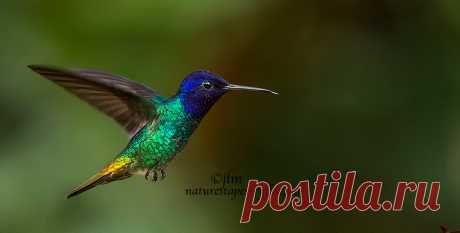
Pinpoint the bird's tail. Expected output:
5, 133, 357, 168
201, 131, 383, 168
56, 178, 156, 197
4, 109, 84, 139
67, 157, 134, 198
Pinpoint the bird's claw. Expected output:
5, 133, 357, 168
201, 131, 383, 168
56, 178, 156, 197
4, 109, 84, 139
160, 169, 166, 180
144, 167, 167, 182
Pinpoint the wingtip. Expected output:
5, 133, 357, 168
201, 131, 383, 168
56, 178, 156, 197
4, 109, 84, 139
441, 226, 448, 233
27, 64, 76, 77
27, 64, 40, 71
28, 64, 65, 72
27, 64, 52, 73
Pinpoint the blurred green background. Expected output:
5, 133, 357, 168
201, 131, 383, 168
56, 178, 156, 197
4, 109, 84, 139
1, 0, 460, 232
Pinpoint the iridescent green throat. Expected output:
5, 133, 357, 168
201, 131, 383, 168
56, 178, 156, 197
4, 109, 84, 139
120, 97, 198, 168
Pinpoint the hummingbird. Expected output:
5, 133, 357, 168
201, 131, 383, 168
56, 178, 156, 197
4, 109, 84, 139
28, 65, 278, 198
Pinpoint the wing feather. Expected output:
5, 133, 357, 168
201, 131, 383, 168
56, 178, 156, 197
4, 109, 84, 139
28, 65, 160, 137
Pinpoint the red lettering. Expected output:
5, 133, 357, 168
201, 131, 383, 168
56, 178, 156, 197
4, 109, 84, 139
270, 181, 293, 211
414, 182, 440, 211
340, 171, 356, 211
355, 181, 382, 211
326, 171, 341, 211
312, 174, 328, 210
240, 180, 270, 223
291, 181, 311, 211
393, 182, 417, 211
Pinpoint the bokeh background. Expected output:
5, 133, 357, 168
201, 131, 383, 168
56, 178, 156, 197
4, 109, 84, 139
1, 1, 459, 232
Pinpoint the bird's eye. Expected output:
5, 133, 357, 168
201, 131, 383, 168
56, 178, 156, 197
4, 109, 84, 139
202, 81, 213, 89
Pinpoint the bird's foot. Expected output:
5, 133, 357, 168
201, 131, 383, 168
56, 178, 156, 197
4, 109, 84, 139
160, 168, 166, 180
144, 168, 157, 181
144, 166, 167, 182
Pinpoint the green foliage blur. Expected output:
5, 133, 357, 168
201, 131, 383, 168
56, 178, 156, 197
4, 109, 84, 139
1, 1, 460, 232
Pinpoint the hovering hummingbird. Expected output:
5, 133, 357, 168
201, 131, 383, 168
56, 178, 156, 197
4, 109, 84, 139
28, 65, 278, 198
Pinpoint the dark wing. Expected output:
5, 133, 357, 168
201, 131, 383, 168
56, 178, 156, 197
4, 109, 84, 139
28, 64, 160, 137
440, 226, 460, 233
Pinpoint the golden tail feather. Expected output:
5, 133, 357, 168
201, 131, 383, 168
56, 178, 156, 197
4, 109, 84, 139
66, 157, 134, 198
66, 173, 111, 198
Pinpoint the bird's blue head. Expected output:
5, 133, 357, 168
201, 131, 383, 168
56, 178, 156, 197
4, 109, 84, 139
177, 70, 278, 120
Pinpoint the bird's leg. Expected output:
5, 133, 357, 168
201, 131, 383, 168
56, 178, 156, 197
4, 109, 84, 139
144, 167, 158, 181
144, 160, 159, 182
144, 165, 167, 182
160, 167, 167, 180
144, 169, 148, 180
154, 162, 167, 181
144, 168, 159, 182
152, 170, 159, 182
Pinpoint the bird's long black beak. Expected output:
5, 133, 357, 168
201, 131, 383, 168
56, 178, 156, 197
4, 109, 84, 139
224, 84, 279, 95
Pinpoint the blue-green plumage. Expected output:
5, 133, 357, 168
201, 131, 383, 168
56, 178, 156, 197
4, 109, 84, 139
28, 65, 278, 198
124, 97, 198, 168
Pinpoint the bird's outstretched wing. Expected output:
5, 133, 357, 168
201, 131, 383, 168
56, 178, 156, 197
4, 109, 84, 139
29, 65, 160, 138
